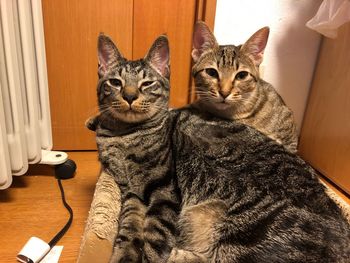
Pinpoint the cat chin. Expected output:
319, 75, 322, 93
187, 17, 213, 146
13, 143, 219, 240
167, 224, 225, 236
111, 110, 155, 123
212, 101, 233, 110
195, 100, 236, 120
206, 100, 235, 113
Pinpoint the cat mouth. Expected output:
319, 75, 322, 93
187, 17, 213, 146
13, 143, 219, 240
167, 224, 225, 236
118, 104, 148, 114
109, 106, 148, 118
129, 106, 149, 114
122, 109, 147, 115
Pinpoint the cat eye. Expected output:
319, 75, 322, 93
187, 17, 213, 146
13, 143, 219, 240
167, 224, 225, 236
141, 81, 155, 88
108, 78, 122, 87
235, 71, 249, 80
205, 68, 219, 79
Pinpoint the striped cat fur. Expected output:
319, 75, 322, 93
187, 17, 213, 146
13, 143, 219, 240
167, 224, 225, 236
168, 106, 350, 262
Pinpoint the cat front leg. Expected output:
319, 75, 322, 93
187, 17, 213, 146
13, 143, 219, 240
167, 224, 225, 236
109, 193, 146, 263
142, 186, 180, 263
166, 248, 207, 263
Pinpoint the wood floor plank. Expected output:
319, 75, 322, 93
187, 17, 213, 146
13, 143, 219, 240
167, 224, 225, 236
0, 151, 100, 263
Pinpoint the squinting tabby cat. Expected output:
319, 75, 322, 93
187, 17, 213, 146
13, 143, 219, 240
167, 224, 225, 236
90, 34, 180, 263
191, 21, 298, 153
168, 105, 350, 262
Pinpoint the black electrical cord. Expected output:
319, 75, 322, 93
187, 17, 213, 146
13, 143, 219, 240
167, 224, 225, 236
16, 162, 76, 263
48, 179, 73, 248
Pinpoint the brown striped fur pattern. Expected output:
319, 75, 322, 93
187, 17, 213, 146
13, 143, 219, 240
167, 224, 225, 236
91, 34, 180, 263
191, 22, 298, 153
169, 106, 350, 262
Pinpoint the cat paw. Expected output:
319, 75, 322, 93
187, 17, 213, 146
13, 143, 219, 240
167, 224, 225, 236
109, 237, 143, 263
85, 115, 99, 131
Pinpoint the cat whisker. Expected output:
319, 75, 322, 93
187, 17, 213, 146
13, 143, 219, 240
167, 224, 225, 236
194, 90, 209, 95
152, 104, 169, 112
194, 91, 211, 97
86, 105, 107, 116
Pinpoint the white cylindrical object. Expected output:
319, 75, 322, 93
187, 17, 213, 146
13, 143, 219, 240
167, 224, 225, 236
17, 237, 50, 263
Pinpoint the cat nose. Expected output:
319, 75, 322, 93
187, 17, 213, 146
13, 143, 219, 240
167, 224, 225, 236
122, 86, 139, 104
122, 93, 138, 104
219, 90, 229, 99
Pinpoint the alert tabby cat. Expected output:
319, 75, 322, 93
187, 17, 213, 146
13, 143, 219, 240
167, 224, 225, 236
189, 22, 350, 223
90, 34, 180, 263
191, 21, 298, 153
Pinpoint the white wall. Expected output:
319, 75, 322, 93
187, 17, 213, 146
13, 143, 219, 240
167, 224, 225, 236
214, 0, 322, 132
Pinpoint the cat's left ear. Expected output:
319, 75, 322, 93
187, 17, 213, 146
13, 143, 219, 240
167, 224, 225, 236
144, 35, 170, 79
241, 27, 269, 66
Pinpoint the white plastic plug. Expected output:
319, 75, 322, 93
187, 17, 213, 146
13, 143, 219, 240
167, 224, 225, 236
17, 237, 50, 263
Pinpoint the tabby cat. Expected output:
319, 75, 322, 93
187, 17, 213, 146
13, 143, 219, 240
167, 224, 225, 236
92, 34, 180, 263
191, 21, 298, 153
189, 22, 350, 221
168, 106, 350, 262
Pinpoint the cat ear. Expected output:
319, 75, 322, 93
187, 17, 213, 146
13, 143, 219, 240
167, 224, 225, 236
97, 33, 123, 77
144, 35, 170, 78
241, 27, 269, 66
192, 21, 218, 62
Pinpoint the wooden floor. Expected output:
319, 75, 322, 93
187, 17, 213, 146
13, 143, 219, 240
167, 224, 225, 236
0, 151, 100, 263
0, 151, 349, 263
320, 175, 350, 206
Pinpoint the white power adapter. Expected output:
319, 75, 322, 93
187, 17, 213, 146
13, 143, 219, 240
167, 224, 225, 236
16, 178, 74, 263
17, 237, 50, 263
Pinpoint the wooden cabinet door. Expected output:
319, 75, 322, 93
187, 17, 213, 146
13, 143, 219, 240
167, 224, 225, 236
42, 0, 133, 150
43, 0, 216, 150
299, 23, 350, 194
133, 0, 216, 107
133, 0, 196, 107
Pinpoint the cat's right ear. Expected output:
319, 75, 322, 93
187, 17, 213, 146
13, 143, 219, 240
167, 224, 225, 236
192, 21, 218, 62
240, 27, 269, 67
144, 35, 170, 79
97, 33, 123, 77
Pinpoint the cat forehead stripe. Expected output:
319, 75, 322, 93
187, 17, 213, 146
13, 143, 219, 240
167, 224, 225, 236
218, 47, 236, 68
137, 69, 144, 78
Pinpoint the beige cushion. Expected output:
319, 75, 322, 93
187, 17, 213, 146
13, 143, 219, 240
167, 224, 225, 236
77, 170, 121, 263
